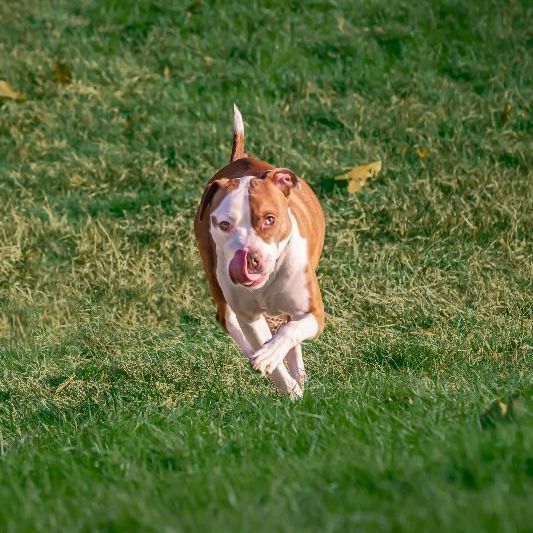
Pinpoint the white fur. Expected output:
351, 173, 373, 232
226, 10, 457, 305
235, 314, 302, 398
225, 306, 253, 358
211, 176, 290, 295
285, 345, 307, 387
233, 103, 244, 134
251, 314, 318, 376
210, 178, 315, 398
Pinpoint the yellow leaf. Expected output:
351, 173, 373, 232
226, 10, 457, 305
335, 160, 382, 193
498, 401, 508, 415
348, 178, 365, 193
0, 80, 25, 101
162, 397, 176, 408
163, 66, 171, 79
335, 160, 382, 181
417, 147, 429, 158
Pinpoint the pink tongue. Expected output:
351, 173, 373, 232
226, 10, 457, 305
229, 249, 250, 284
229, 250, 263, 285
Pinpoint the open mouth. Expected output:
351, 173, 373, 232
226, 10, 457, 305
242, 276, 266, 287
229, 249, 267, 287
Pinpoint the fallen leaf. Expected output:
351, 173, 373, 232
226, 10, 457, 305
163, 66, 171, 79
162, 397, 176, 408
417, 147, 429, 158
54, 61, 72, 84
0, 80, 25, 101
55, 374, 75, 393
348, 178, 366, 193
203, 55, 214, 66
335, 160, 382, 181
335, 160, 382, 193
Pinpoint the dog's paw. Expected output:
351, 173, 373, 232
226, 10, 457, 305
288, 382, 304, 400
251, 342, 285, 376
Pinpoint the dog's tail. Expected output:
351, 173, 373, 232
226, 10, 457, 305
230, 103, 247, 162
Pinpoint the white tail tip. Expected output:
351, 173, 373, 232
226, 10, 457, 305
233, 103, 244, 133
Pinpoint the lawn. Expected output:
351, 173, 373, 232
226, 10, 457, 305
0, 0, 532, 531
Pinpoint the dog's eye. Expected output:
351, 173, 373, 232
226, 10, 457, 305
263, 215, 276, 227
219, 221, 230, 231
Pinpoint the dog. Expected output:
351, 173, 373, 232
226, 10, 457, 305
194, 105, 325, 398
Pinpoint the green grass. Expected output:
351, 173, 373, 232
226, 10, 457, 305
1, 0, 532, 531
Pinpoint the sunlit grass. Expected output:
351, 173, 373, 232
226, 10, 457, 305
0, 0, 531, 531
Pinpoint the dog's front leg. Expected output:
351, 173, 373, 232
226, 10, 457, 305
252, 314, 318, 377
236, 314, 303, 398
285, 345, 307, 389
222, 305, 254, 358
236, 314, 271, 352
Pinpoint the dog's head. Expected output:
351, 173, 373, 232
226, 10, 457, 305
199, 169, 300, 290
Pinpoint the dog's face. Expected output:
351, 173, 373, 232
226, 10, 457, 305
200, 169, 299, 290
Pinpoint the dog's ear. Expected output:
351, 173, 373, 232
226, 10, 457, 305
261, 168, 301, 196
199, 179, 226, 221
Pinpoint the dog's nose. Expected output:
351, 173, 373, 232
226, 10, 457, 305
246, 249, 262, 273
229, 248, 265, 285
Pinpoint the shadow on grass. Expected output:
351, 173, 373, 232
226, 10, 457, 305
362, 340, 438, 370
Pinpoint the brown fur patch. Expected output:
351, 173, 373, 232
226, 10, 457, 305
248, 178, 292, 243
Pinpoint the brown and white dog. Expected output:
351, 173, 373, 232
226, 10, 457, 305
194, 106, 325, 398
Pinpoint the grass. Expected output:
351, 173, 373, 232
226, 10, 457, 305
0, 0, 532, 531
